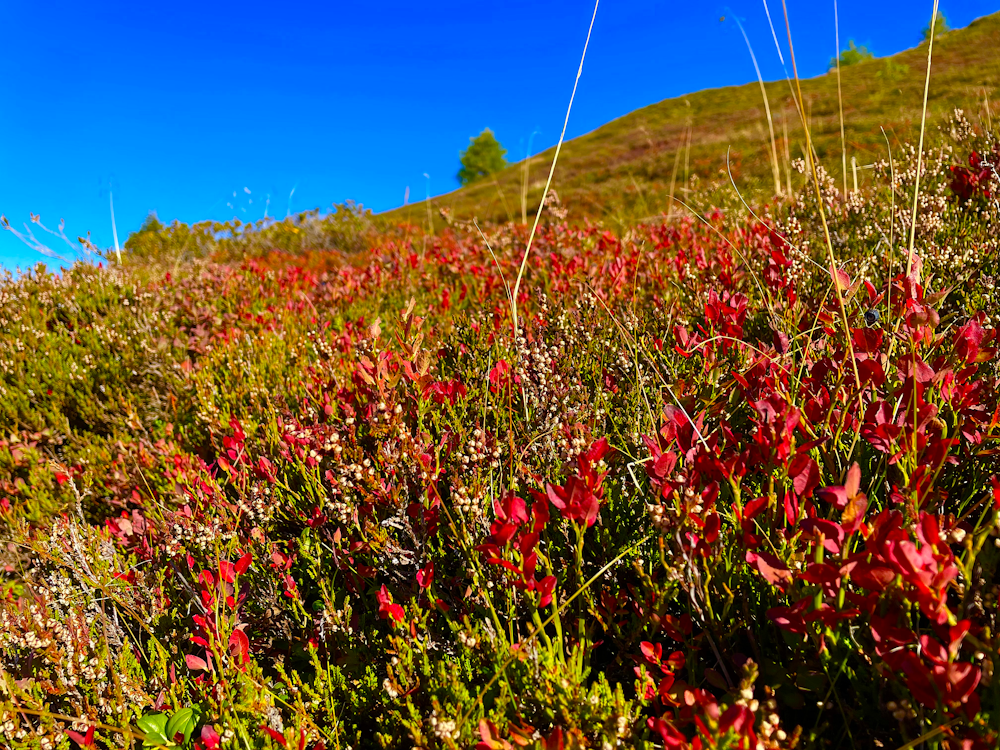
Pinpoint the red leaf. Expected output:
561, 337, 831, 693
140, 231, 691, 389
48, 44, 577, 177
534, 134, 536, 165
218, 560, 236, 584
640, 641, 663, 664
816, 485, 848, 510
536, 575, 556, 607
262, 726, 288, 747
416, 562, 434, 589
746, 550, 792, 586
799, 518, 845, 553
704, 512, 721, 544
229, 629, 250, 665
185, 654, 209, 672
235, 552, 253, 576
542, 727, 564, 750
845, 462, 861, 497
376, 585, 405, 624
200, 726, 222, 750
789, 453, 819, 497
66, 726, 95, 747
743, 496, 769, 520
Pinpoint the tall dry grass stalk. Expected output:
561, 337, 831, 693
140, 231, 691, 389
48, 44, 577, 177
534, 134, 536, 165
834, 0, 849, 200
880, 126, 896, 334
779, 0, 861, 391
511, 0, 601, 338
520, 130, 541, 225
520, 159, 530, 225
492, 178, 514, 223
423, 173, 433, 260
683, 120, 692, 194
732, 15, 783, 197
110, 191, 122, 265
907, 0, 942, 281
781, 108, 793, 195
667, 135, 684, 219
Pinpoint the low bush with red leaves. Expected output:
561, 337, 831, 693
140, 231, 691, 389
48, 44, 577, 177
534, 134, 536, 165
0, 115, 999, 750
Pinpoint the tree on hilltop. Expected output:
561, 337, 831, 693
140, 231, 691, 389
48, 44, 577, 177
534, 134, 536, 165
829, 40, 873, 71
922, 11, 950, 41
457, 129, 508, 186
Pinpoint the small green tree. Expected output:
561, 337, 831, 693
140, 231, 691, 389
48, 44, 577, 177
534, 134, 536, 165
457, 129, 508, 186
829, 40, 874, 71
922, 11, 950, 41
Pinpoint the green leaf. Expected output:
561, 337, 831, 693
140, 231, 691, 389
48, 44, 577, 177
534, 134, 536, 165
138, 712, 169, 747
166, 707, 198, 744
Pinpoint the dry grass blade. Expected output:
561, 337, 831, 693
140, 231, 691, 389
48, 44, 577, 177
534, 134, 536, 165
473, 218, 512, 309
110, 191, 122, 264
510, 0, 601, 338
779, 0, 861, 392
731, 13, 783, 197
907, 0, 942, 279
834, 0, 849, 200
893, 718, 961, 750
881, 126, 896, 331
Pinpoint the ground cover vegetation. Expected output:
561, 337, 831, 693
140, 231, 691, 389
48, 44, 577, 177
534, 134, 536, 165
3, 9, 1000, 750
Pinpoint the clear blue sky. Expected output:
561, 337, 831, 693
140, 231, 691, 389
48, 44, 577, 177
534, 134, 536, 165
1, 1, 995, 269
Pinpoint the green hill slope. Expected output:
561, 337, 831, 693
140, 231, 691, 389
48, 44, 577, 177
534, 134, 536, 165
388, 11, 1000, 225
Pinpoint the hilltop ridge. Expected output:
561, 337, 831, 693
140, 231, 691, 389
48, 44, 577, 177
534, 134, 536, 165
387, 11, 1000, 225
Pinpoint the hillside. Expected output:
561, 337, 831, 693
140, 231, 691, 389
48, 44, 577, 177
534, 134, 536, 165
388, 11, 1000, 225
3, 7, 1000, 748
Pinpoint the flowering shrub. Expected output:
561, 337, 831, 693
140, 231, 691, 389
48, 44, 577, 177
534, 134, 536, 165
1, 115, 999, 749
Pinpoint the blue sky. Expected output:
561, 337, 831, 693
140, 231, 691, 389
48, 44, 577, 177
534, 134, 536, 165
1, 1, 996, 269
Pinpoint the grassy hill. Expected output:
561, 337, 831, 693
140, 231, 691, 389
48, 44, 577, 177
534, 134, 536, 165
388, 11, 1000, 226
4, 8, 1000, 748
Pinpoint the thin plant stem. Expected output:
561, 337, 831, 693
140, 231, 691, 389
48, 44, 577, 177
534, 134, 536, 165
782, 107, 793, 195
683, 121, 692, 194
511, 0, 600, 338
731, 13, 783, 196
834, 0, 849, 200
779, 0, 861, 392
492, 177, 515, 224
667, 136, 684, 219
881, 126, 896, 336
906, 0, 942, 279
110, 191, 122, 264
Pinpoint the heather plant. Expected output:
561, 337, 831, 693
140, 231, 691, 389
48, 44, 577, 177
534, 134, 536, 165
2, 55, 1000, 750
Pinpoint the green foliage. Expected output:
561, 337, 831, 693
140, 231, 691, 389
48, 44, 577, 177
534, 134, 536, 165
2, 80, 1000, 750
829, 40, 874, 70
876, 57, 911, 82
457, 128, 508, 186
923, 10, 950, 41
124, 202, 389, 265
